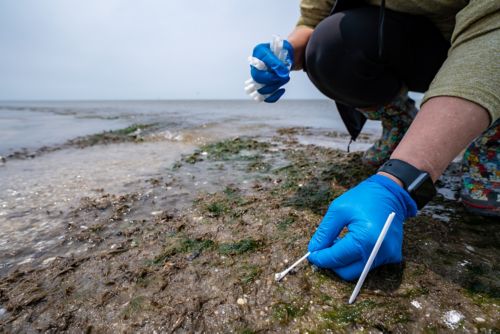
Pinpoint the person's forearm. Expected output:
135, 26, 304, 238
385, 96, 490, 182
288, 26, 314, 70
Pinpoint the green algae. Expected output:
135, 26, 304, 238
218, 239, 260, 256
205, 201, 229, 218
74, 123, 156, 147
319, 300, 376, 329
200, 186, 254, 221
277, 216, 296, 231
239, 264, 262, 285
401, 286, 429, 299
183, 137, 271, 164
151, 236, 215, 265
272, 301, 308, 324
121, 296, 148, 319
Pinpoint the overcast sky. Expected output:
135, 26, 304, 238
0, 1, 324, 100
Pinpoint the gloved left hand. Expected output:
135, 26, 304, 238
250, 40, 294, 103
307, 174, 417, 281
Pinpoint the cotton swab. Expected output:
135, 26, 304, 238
274, 252, 311, 282
348, 212, 396, 304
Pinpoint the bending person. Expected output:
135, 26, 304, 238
248, 0, 499, 280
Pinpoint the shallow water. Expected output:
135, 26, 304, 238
0, 100, 382, 154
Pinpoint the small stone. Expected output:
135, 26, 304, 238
201, 151, 208, 156
18, 257, 33, 265
411, 300, 422, 309
151, 211, 163, 216
443, 310, 464, 329
237, 297, 247, 305
475, 317, 485, 323
80, 225, 88, 230
42, 257, 56, 265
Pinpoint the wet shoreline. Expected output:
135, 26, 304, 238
0, 101, 498, 332
0, 124, 498, 332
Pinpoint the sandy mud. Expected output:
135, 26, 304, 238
0, 128, 498, 333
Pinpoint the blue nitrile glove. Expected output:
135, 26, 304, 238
308, 174, 417, 281
250, 41, 294, 103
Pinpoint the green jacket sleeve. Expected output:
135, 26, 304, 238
296, 0, 335, 28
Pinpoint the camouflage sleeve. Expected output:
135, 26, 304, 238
422, 0, 500, 123
296, 0, 335, 28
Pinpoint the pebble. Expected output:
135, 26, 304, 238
42, 257, 56, 265
18, 257, 33, 265
0, 308, 6, 317
411, 300, 422, 309
475, 317, 485, 323
237, 297, 247, 305
151, 211, 163, 216
443, 310, 464, 329
465, 245, 475, 252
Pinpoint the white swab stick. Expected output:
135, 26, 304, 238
275, 252, 311, 282
247, 56, 268, 71
348, 212, 396, 304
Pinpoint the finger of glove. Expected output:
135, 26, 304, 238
257, 80, 289, 95
308, 206, 347, 252
264, 88, 285, 103
252, 44, 289, 77
333, 260, 365, 281
308, 233, 362, 269
250, 67, 282, 85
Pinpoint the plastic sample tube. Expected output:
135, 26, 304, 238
274, 252, 311, 282
244, 35, 286, 102
348, 212, 396, 304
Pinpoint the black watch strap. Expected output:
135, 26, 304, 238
378, 159, 422, 189
378, 159, 436, 209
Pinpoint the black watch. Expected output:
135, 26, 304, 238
378, 159, 436, 209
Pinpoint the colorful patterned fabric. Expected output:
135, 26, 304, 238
461, 119, 500, 217
358, 90, 417, 167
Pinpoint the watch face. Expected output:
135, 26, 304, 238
412, 175, 436, 209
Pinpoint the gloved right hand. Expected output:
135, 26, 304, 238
249, 41, 294, 103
